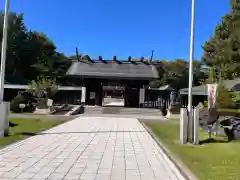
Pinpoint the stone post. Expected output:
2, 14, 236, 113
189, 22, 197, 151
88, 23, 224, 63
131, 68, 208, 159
180, 108, 188, 144
0, 102, 9, 137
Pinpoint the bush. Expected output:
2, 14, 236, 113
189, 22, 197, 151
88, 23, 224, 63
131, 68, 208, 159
216, 85, 235, 109
10, 92, 36, 113
203, 100, 208, 107
232, 92, 240, 103
232, 92, 240, 109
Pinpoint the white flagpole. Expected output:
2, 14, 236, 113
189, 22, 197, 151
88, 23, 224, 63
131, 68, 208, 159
0, 0, 10, 103
187, 0, 196, 142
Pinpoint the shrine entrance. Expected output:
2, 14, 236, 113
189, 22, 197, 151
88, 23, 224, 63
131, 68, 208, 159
66, 59, 159, 108
102, 85, 125, 106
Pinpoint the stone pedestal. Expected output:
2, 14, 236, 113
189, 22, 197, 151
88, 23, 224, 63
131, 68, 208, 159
166, 103, 181, 118
34, 108, 51, 115
0, 102, 10, 137
37, 98, 48, 109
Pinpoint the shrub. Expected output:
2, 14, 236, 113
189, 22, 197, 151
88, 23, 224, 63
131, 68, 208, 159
203, 100, 208, 107
10, 92, 36, 113
232, 92, 240, 103
216, 85, 235, 109
232, 92, 240, 109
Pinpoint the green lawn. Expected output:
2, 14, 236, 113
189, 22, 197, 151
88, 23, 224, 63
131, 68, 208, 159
0, 118, 64, 147
146, 121, 240, 180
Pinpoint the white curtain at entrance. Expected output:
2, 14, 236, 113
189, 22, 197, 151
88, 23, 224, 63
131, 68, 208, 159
81, 87, 86, 103
139, 88, 145, 106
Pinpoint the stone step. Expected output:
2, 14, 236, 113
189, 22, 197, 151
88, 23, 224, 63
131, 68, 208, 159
84, 107, 163, 115
34, 108, 51, 115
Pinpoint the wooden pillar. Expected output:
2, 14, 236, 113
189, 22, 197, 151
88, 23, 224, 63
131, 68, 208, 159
95, 81, 102, 106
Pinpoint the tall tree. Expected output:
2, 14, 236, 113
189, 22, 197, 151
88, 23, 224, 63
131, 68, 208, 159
0, 12, 70, 85
150, 59, 206, 89
0, 12, 28, 83
202, 0, 240, 79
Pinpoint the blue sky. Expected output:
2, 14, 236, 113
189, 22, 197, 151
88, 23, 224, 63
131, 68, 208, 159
1, 0, 231, 60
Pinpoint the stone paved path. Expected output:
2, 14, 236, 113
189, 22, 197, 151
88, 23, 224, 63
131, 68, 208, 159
0, 117, 186, 180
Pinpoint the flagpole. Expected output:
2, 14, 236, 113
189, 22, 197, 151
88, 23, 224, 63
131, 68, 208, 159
187, 0, 196, 141
0, 0, 10, 103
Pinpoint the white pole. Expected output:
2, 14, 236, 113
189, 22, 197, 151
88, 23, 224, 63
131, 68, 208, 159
187, 0, 196, 142
0, 0, 10, 103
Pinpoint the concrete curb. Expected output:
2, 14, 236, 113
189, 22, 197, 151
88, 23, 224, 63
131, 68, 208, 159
142, 123, 199, 180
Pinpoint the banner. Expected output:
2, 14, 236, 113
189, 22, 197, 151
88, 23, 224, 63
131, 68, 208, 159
207, 84, 218, 109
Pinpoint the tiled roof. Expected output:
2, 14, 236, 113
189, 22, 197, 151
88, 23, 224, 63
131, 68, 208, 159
180, 79, 240, 95
66, 60, 159, 79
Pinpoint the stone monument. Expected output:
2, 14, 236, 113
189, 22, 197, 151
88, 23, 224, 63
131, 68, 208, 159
166, 89, 180, 118
34, 90, 52, 114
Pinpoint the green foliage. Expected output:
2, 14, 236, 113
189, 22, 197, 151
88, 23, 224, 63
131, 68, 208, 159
150, 59, 206, 89
10, 92, 35, 113
0, 12, 70, 85
203, 100, 208, 107
202, 0, 240, 79
232, 92, 240, 103
27, 76, 58, 99
10, 94, 26, 113
216, 84, 235, 109
113, 56, 117, 61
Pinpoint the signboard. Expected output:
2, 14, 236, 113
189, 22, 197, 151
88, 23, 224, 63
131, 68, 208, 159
81, 87, 86, 103
47, 99, 53, 107
19, 104, 26, 109
207, 84, 218, 109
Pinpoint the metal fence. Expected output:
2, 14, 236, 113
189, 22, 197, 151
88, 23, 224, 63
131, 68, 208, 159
141, 89, 171, 109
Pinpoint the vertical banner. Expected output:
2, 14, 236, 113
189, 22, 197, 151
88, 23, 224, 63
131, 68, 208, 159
81, 87, 86, 103
207, 84, 218, 109
139, 88, 145, 105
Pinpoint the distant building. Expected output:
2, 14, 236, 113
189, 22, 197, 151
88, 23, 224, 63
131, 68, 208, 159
4, 59, 160, 108
179, 79, 240, 106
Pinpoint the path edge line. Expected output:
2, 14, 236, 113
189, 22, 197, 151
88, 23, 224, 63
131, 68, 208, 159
142, 123, 199, 180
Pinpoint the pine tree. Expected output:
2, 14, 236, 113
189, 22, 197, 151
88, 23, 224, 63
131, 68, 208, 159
202, 0, 240, 79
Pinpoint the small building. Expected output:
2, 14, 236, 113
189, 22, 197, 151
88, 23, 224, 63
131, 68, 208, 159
4, 60, 160, 108
65, 60, 159, 107
3, 84, 83, 105
179, 79, 240, 106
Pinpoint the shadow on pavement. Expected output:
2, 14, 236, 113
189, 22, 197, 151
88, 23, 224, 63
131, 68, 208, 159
199, 138, 229, 145
17, 130, 146, 136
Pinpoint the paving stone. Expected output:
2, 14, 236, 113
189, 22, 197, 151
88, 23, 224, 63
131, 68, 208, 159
0, 116, 186, 180
17, 172, 35, 179
33, 172, 51, 179
47, 172, 66, 179
79, 173, 96, 180
64, 172, 82, 180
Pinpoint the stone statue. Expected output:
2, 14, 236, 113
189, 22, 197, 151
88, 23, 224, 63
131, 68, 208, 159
36, 90, 48, 109
170, 89, 180, 106
166, 89, 180, 118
